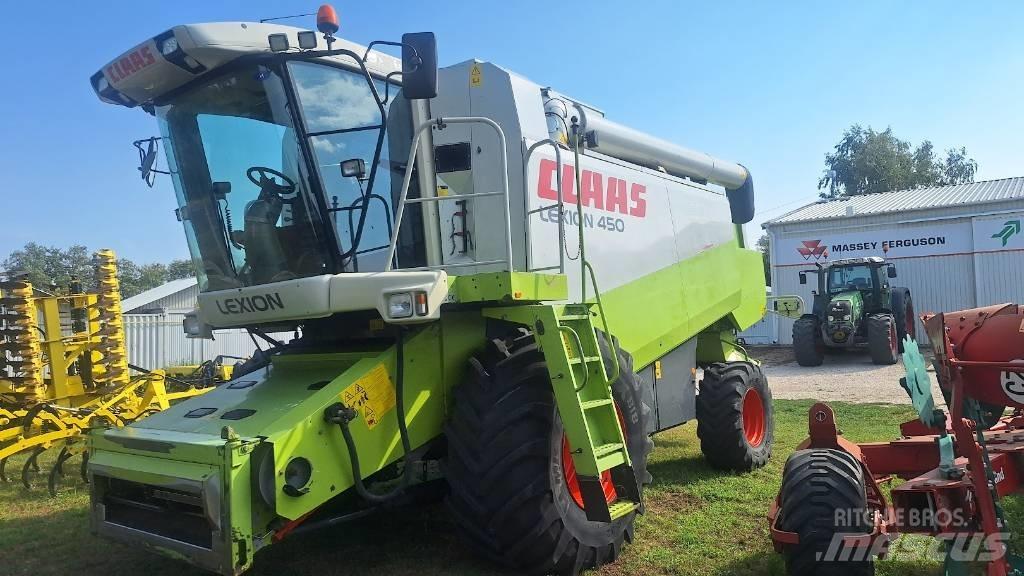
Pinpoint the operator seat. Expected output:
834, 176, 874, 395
243, 191, 295, 284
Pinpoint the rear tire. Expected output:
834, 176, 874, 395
890, 290, 914, 352
793, 315, 825, 367
778, 449, 875, 576
866, 314, 898, 365
696, 362, 773, 471
445, 331, 651, 575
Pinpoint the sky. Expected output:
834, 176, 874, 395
1, 1, 1021, 264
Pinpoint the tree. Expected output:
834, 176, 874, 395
166, 259, 196, 280
818, 124, 978, 198
756, 233, 771, 286
2, 243, 195, 298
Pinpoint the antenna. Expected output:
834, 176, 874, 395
259, 13, 316, 24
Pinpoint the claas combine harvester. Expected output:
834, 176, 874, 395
88, 6, 772, 574
771, 304, 1024, 576
0, 250, 215, 495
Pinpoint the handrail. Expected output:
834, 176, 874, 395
384, 117, 512, 273
523, 139, 565, 274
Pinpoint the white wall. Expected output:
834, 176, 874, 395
124, 313, 290, 370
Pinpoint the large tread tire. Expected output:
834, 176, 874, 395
778, 449, 875, 576
890, 289, 914, 352
792, 315, 825, 367
866, 314, 898, 365
696, 362, 773, 471
445, 331, 652, 575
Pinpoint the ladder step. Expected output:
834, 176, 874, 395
568, 355, 602, 365
593, 443, 624, 458
608, 500, 639, 520
559, 314, 591, 321
580, 399, 614, 410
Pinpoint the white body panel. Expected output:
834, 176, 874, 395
526, 146, 735, 296
197, 271, 447, 328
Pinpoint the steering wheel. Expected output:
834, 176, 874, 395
246, 166, 297, 199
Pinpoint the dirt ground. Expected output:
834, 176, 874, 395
747, 345, 944, 405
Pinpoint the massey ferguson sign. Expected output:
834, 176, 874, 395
775, 222, 973, 266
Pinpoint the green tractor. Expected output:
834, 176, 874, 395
791, 257, 914, 366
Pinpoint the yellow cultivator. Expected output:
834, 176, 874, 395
0, 250, 215, 494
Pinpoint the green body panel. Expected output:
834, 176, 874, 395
88, 311, 485, 573
448, 271, 568, 303
595, 241, 765, 368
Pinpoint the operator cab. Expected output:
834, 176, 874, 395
93, 15, 437, 293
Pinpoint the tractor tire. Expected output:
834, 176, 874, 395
866, 314, 898, 365
890, 289, 915, 352
696, 362, 773, 471
792, 315, 825, 367
778, 449, 875, 576
445, 330, 652, 575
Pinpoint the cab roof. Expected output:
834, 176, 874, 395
92, 22, 402, 108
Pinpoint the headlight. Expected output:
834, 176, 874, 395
160, 36, 179, 56
387, 293, 413, 318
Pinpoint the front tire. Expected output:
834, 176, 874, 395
696, 362, 773, 471
793, 315, 825, 367
445, 331, 651, 575
778, 449, 875, 576
866, 314, 898, 365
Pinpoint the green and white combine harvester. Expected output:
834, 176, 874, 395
88, 6, 772, 575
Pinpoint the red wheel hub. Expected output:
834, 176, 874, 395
742, 388, 766, 447
562, 405, 625, 509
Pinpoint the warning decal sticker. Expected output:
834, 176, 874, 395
340, 364, 397, 430
470, 63, 482, 88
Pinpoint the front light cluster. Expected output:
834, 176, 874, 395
387, 291, 429, 319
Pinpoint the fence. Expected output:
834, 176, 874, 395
123, 314, 288, 370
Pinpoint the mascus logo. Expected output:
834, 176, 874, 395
797, 240, 828, 260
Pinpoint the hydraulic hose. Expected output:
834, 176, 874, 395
324, 328, 413, 504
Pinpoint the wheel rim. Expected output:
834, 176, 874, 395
741, 388, 766, 447
562, 405, 624, 509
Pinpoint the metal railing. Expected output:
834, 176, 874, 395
523, 139, 567, 274
384, 117, 513, 273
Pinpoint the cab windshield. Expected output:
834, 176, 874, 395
827, 265, 874, 293
157, 59, 410, 292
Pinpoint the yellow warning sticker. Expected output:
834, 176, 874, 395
561, 331, 577, 360
654, 360, 663, 380
470, 63, 482, 88
340, 364, 396, 430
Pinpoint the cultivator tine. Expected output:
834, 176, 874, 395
0, 457, 7, 482
22, 445, 45, 489
48, 446, 77, 496
80, 451, 89, 484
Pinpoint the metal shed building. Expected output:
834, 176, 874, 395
121, 278, 279, 370
764, 177, 1024, 344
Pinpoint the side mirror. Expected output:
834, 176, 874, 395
799, 272, 807, 285
887, 265, 897, 278
340, 158, 367, 180
401, 32, 438, 100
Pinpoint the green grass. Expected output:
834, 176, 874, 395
0, 400, 958, 575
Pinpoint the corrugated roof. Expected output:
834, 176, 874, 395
121, 277, 198, 313
765, 177, 1024, 226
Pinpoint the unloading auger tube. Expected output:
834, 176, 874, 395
572, 104, 755, 224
